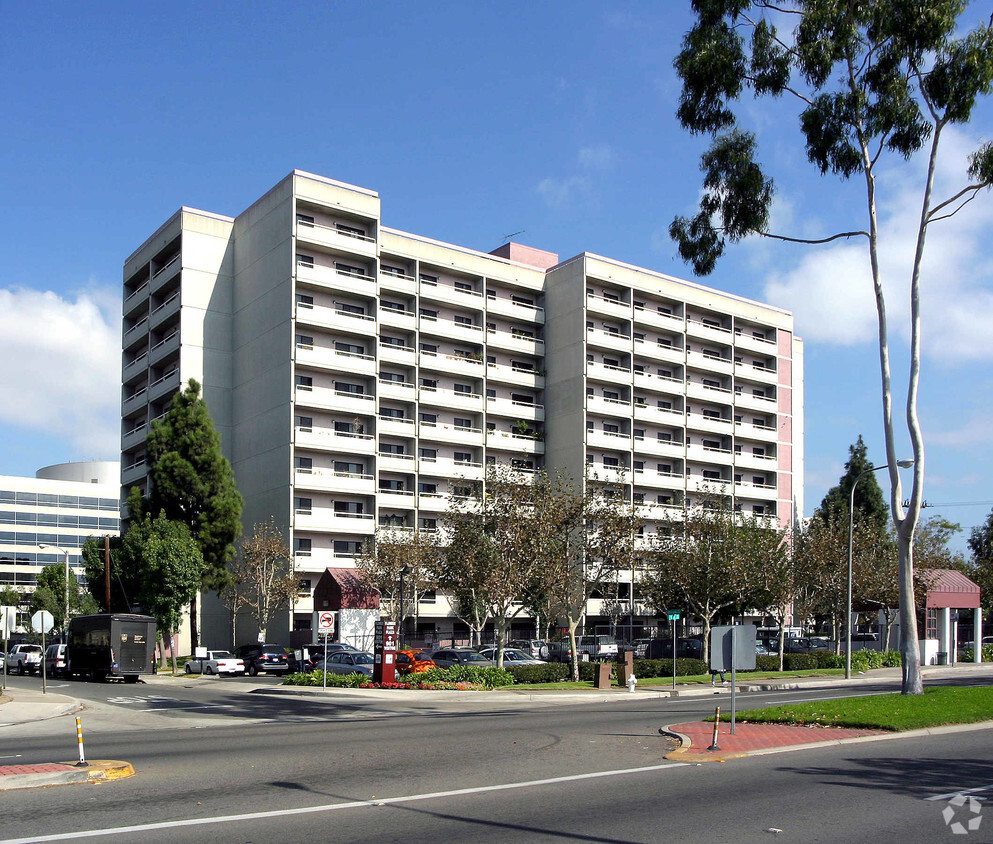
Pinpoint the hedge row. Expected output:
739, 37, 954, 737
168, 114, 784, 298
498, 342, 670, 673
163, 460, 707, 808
959, 645, 993, 663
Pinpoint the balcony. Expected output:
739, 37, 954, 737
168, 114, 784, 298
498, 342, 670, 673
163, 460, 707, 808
420, 315, 485, 344
294, 385, 375, 415
485, 396, 544, 421
377, 451, 417, 472
150, 253, 181, 290
418, 350, 485, 378
121, 457, 148, 486
296, 219, 377, 257
686, 317, 733, 343
148, 329, 180, 364
121, 421, 147, 452
635, 501, 683, 520
686, 475, 731, 494
123, 316, 149, 351
586, 326, 630, 350
586, 360, 631, 382
735, 360, 778, 384
733, 389, 778, 412
295, 425, 376, 455
587, 428, 631, 450
296, 344, 376, 376
420, 456, 485, 481
378, 307, 416, 330
632, 468, 684, 486
295, 302, 376, 335
734, 419, 778, 442
586, 293, 631, 319
486, 295, 545, 325
633, 305, 684, 332
686, 442, 733, 464
734, 449, 778, 471
294, 510, 377, 534
685, 412, 734, 435
733, 479, 778, 498
296, 261, 376, 294
122, 351, 148, 380
485, 362, 543, 389
686, 380, 733, 404
587, 394, 631, 417
633, 369, 683, 394
148, 369, 181, 402
123, 281, 149, 317
378, 415, 416, 436
734, 328, 778, 354
420, 280, 485, 311
418, 386, 484, 413
378, 341, 415, 365
376, 488, 417, 509
378, 269, 417, 295
485, 327, 545, 356
633, 402, 685, 427
486, 429, 544, 455
417, 420, 485, 447
148, 291, 180, 330
378, 379, 416, 401
686, 350, 733, 375
633, 437, 684, 459
633, 340, 685, 368
294, 467, 376, 495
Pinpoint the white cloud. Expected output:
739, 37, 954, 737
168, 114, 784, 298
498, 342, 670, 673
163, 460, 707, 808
0, 286, 119, 458
759, 126, 993, 361
537, 144, 615, 210
929, 417, 993, 449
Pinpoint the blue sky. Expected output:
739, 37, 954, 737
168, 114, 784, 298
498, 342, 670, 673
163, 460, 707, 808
1, 2, 991, 552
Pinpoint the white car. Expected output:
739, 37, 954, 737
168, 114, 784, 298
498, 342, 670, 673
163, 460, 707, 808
478, 647, 546, 665
184, 650, 245, 676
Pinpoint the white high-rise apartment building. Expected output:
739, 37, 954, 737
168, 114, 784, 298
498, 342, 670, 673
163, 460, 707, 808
121, 171, 803, 645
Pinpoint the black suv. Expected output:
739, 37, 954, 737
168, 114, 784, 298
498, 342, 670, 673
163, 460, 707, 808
234, 644, 292, 675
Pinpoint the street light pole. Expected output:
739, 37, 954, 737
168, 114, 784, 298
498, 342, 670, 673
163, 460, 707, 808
846, 460, 914, 679
39, 544, 71, 636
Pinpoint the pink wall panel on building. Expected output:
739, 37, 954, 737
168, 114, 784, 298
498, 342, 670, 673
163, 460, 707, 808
778, 328, 793, 357
778, 442, 792, 471
778, 388, 792, 415
777, 499, 793, 528
778, 356, 792, 386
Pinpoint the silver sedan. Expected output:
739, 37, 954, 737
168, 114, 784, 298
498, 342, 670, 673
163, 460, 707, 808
315, 651, 375, 675
478, 647, 546, 666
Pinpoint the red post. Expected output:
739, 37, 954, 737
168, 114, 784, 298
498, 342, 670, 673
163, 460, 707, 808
372, 620, 398, 684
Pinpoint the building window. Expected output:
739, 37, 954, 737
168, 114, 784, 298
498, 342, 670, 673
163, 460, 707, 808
419, 273, 438, 285
380, 443, 405, 455
294, 497, 312, 515
419, 413, 437, 425
454, 417, 472, 430
335, 382, 365, 395
334, 461, 365, 475
335, 342, 366, 356
418, 483, 437, 494
334, 501, 365, 515
381, 300, 405, 312
380, 479, 404, 492
333, 540, 362, 555
295, 375, 313, 391
419, 448, 437, 460
380, 407, 405, 419
454, 383, 473, 394
454, 452, 472, 464
295, 415, 313, 429
293, 538, 312, 557
454, 315, 473, 326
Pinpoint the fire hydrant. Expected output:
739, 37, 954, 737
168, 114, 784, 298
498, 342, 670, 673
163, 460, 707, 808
627, 674, 638, 693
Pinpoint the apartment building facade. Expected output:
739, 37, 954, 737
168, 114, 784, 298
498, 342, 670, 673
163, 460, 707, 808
0, 461, 121, 628
121, 171, 803, 646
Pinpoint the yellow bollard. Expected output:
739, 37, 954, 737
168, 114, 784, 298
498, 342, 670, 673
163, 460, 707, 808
74, 716, 88, 767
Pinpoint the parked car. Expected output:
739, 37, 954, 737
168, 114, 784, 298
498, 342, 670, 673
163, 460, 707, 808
508, 639, 550, 660
478, 647, 546, 665
184, 650, 245, 676
0, 652, 5, 671
234, 644, 292, 675
550, 635, 618, 662
755, 642, 771, 656
315, 651, 375, 675
7, 644, 43, 675
645, 638, 704, 660
44, 644, 67, 677
428, 648, 496, 668
631, 638, 653, 658
396, 649, 436, 675
296, 642, 360, 672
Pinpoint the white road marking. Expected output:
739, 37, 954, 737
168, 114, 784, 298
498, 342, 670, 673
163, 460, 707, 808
925, 784, 993, 801
139, 705, 232, 711
0, 762, 689, 843
0, 755, 21, 759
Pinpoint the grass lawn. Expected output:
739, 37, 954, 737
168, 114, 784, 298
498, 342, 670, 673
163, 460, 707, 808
510, 668, 845, 691
723, 686, 993, 731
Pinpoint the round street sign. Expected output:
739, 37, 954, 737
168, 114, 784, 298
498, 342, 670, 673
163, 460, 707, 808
31, 610, 55, 634
318, 612, 335, 633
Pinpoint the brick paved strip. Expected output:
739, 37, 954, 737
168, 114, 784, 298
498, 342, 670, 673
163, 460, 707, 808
669, 720, 884, 753
0, 764, 75, 776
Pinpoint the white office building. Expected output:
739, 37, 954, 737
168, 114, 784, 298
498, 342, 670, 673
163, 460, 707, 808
121, 171, 803, 645
0, 461, 121, 628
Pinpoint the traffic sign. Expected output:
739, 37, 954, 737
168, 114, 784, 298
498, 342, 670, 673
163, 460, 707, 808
0, 606, 16, 635
31, 610, 55, 634
666, 611, 681, 621
317, 611, 335, 634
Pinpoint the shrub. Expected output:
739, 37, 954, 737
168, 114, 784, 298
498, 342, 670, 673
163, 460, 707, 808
630, 658, 709, 678
880, 649, 903, 667
403, 665, 514, 688
506, 663, 570, 684
850, 650, 871, 673
815, 652, 844, 669
755, 655, 781, 672
283, 671, 368, 687
960, 645, 993, 662
784, 653, 817, 670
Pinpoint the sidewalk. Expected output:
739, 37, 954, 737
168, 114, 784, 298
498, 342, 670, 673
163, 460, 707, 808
0, 686, 82, 727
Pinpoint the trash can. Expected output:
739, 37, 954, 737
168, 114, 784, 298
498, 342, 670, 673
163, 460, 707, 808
936, 652, 948, 665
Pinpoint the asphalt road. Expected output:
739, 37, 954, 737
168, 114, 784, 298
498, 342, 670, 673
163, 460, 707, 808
3, 673, 993, 842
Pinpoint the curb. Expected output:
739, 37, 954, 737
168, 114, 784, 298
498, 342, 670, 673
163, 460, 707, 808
660, 719, 993, 763
0, 760, 135, 792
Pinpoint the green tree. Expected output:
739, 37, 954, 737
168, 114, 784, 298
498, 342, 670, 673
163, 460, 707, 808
356, 529, 438, 629
81, 535, 134, 613
0, 586, 20, 608
29, 563, 94, 633
968, 507, 993, 615
671, 2, 993, 693
817, 437, 889, 536
121, 507, 205, 674
144, 378, 243, 647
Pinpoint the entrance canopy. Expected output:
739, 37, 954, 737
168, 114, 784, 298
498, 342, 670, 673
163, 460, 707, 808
314, 567, 380, 610
924, 568, 981, 610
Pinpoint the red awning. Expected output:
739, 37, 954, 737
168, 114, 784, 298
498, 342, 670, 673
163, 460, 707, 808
313, 567, 380, 610
924, 568, 981, 609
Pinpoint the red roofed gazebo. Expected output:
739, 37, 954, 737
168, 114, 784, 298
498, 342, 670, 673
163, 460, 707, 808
922, 569, 983, 665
